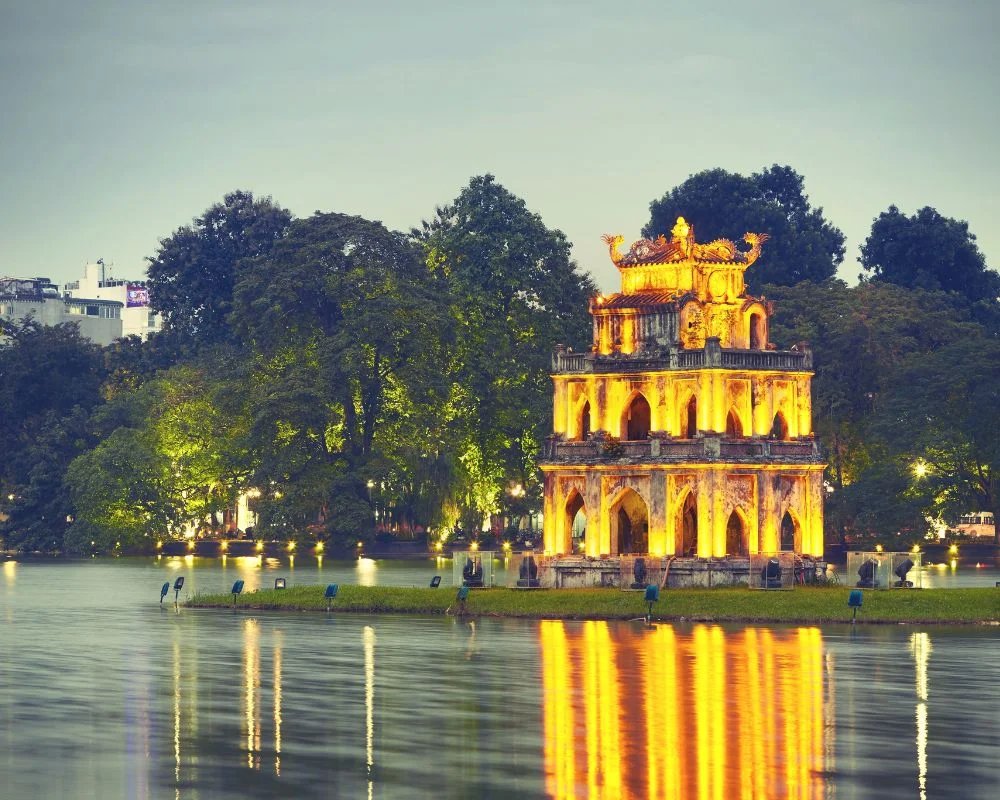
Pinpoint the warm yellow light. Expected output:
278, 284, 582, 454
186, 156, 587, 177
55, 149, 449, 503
470, 541, 479, 552
287, 541, 296, 552
912, 461, 928, 478
357, 541, 364, 548
315, 542, 324, 553
911, 544, 920, 553
435, 542, 443, 552
367, 480, 375, 488
220, 540, 228, 551
950, 558, 957, 569
256, 542, 264, 552
875, 544, 883, 553
948, 544, 958, 555
502, 541, 511, 551
155, 541, 163, 550
187, 540, 195, 551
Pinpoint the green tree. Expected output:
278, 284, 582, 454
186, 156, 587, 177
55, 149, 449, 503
766, 281, 985, 545
64, 358, 254, 552
860, 205, 1000, 304
0, 320, 104, 551
878, 336, 1000, 544
146, 190, 291, 346
416, 175, 596, 530
233, 212, 452, 545
645, 166, 845, 288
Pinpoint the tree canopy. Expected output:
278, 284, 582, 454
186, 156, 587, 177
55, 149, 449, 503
6, 173, 1000, 553
416, 175, 596, 529
645, 166, 845, 289
860, 205, 1000, 304
232, 212, 453, 544
146, 190, 291, 346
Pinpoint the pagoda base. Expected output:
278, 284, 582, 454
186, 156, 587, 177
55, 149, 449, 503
540, 555, 826, 589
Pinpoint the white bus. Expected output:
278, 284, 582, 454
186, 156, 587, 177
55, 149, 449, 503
956, 512, 995, 538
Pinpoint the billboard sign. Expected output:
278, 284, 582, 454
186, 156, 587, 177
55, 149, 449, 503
126, 284, 149, 307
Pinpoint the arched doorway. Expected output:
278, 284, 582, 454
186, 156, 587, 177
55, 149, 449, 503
579, 401, 591, 441
681, 396, 697, 438
678, 492, 698, 557
726, 510, 747, 556
726, 409, 744, 437
623, 394, 651, 441
566, 491, 586, 553
780, 511, 796, 551
610, 488, 648, 555
749, 313, 764, 349
770, 412, 789, 440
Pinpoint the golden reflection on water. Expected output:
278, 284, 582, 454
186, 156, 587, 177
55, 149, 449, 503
274, 630, 283, 776
540, 621, 829, 800
243, 618, 260, 769
364, 625, 376, 800
909, 632, 932, 800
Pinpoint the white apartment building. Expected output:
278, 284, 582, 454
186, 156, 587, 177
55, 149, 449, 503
64, 261, 162, 340
1, 277, 123, 346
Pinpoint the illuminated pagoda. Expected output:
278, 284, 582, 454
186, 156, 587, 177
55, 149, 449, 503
539, 217, 825, 586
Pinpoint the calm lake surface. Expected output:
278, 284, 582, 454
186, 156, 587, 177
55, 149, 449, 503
1, 558, 998, 799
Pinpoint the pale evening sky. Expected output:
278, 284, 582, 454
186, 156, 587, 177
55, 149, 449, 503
1, 0, 997, 293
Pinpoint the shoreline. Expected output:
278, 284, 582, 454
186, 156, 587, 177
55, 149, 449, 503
187, 585, 1000, 626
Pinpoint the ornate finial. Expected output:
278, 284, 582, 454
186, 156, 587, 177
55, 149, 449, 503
671, 216, 690, 242
601, 234, 625, 266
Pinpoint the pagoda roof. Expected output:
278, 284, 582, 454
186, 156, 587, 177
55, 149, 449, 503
594, 291, 679, 309
602, 217, 769, 269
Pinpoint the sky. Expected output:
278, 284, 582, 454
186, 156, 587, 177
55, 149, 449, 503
1, 0, 998, 294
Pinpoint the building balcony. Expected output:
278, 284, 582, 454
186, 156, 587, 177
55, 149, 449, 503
552, 338, 812, 374
541, 434, 821, 465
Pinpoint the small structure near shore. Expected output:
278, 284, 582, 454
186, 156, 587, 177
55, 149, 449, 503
539, 218, 826, 587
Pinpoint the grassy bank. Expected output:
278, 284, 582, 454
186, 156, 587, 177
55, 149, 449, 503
188, 584, 1000, 625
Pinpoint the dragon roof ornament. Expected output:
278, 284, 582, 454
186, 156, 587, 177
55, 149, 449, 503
602, 217, 770, 268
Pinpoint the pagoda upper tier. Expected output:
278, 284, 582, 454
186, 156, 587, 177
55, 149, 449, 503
587, 217, 774, 356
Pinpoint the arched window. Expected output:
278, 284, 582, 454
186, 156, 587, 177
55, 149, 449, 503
679, 493, 698, 557
681, 396, 697, 438
611, 488, 648, 555
770, 412, 789, 441
566, 491, 587, 553
579, 401, 591, 441
780, 511, 796, 551
726, 409, 743, 438
749, 312, 764, 349
624, 394, 651, 441
726, 511, 747, 556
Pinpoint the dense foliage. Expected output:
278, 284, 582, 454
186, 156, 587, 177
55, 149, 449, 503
645, 165, 846, 289
2, 174, 998, 553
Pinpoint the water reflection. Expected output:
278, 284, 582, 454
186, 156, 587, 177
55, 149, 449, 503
2, 558, 999, 799
540, 621, 829, 800
909, 632, 932, 800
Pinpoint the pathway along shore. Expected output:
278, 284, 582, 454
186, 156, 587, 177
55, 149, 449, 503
188, 585, 1000, 625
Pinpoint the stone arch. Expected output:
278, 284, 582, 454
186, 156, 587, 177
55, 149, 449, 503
579, 400, 592, 441
770, 411, 789, 441
749, 311, 765, 350
677, 490, 698, 557
780, 508, 799, 552
621, 392, 651, 441
566, 489, 587, 551
680, 394, 698, 438
726, 508, 749, 556
609, 487, 648, 555
725, 408, 744, 438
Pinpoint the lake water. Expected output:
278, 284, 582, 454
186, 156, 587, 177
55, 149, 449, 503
1, 558, 998, 798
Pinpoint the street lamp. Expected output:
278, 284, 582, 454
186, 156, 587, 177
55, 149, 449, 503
912, 460, 928, 478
